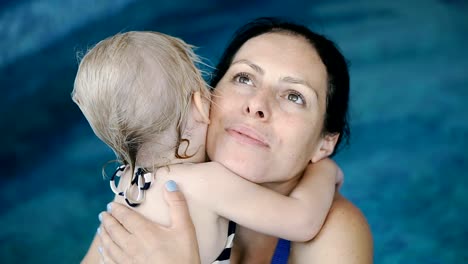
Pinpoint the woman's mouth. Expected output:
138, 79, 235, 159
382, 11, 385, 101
226, 126, 270, 148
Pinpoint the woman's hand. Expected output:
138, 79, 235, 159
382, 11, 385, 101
97, 180, 201, 264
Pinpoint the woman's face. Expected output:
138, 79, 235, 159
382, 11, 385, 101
207, 32, 331, 185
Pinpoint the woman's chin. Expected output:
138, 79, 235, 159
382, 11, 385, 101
221, 158, 268, 183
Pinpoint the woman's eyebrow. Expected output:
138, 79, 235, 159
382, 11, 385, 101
281, 76, 318, 98
231, 59, 264, 75
232, 59, 319, 98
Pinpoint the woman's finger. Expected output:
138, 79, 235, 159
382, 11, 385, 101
107, 202, 152, 234
100, 211, 133, 250
164, 180, 195, 230
98, 244, 117, 264
98, 224, 129, 264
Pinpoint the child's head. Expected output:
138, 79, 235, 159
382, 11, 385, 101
72, 31, 210, 171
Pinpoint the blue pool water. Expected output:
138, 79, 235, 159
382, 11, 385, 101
1, 0, 467, 263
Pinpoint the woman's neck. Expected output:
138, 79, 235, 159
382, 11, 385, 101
261, 173, 302, 196
231, 226, 278, 264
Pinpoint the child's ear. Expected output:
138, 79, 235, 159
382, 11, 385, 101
192, 91, 210, 124
310, 134, 339, 163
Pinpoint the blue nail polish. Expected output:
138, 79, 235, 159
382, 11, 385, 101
97, 227, 101, 235
98, 212, 103, 222
165, 180, 178, 192
107, 203, 112, 212
98, 246, 103, 254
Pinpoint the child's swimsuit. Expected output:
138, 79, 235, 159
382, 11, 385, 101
212, 221, 236, 263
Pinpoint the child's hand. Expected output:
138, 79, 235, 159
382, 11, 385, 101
336, 164, 344, 190
307, 158, 344, 189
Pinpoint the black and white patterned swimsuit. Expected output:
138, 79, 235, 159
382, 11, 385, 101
212, 221, 236, 263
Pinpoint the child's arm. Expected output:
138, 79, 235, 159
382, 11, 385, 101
168, 158, 342, 242
286, 158, 342, 240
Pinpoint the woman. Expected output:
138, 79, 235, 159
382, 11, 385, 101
97, 17, 373, 263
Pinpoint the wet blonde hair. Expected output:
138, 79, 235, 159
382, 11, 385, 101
72, 31, 209, 173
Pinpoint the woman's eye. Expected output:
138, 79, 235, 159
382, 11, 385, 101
287, 92, 305, 105
234, 73, 253, 86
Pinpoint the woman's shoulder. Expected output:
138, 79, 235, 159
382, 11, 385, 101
289, 193, 373, 263
327, 193, 371, 232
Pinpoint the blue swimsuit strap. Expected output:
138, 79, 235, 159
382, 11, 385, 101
271, 239, 290, 264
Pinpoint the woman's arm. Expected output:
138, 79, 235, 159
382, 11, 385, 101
289, 193, 373, 264
81, 234, 101, 263
168, 158, 340, 242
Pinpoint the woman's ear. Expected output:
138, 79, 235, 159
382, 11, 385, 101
192, 91, 210, 124
310, 134, 339, 163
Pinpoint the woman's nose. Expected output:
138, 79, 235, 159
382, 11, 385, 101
243, 90, 271, 120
